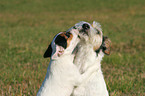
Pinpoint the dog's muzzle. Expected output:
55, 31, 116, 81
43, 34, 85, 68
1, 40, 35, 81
83, 23, 90, 30
80, 23, 90, 35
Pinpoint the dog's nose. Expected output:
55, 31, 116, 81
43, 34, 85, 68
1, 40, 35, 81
82, 23, 90, 30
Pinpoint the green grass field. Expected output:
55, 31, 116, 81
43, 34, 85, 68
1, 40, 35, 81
0, 0, 145, 96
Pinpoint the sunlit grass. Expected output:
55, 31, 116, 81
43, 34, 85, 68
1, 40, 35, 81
0, 0, 145, 95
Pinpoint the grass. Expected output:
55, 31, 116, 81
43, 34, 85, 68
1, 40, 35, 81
0, 0, 145, 95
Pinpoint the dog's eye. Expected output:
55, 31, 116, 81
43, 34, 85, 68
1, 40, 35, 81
96, 29, 100, 34
65, 32, 71, 38
73, 26, 77, 29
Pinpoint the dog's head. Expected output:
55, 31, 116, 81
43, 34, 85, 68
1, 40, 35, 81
43, 28, 80, 59
92, 22, 111, 55
75, 21, 111, 55
75, 21, 103, 51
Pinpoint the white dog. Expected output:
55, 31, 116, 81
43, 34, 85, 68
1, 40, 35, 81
71, 21, 111, 96
37, 27, 98, 96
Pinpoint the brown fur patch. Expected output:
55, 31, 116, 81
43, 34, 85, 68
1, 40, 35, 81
66, 32, 73, 47
103, 37, 111, 55
93, 45, 101, 51
60, 32, 67, 39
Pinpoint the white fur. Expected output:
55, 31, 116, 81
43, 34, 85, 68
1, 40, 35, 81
37, 28, 97, 96
72, 21, 109, 96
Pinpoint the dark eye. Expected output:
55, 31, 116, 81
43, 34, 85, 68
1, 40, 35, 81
96, 29, 100, 34
73, 26, 77, 29
65, 32, 71, 38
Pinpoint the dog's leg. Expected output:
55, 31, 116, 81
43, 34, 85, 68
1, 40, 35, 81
72, 64, 100, 96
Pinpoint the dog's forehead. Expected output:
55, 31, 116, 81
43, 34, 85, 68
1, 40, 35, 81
59, 32, 71, 39
92, 21, 102, 32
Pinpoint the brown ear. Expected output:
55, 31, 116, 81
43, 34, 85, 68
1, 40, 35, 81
43, 44, 52, 58
102, 36, 111, 55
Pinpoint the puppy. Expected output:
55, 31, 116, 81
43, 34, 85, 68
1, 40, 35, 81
71, 21, 111, 96
37, 27, 97, 96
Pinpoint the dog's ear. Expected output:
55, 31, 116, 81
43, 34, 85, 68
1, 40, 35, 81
102, 36, 111, 55
50, 33, 67, 59
51, 45, 65, 59
43, 44, 52, 58
43, 41, 66, 59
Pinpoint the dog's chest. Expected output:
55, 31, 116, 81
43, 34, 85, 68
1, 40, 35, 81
74, 45, 97, 73
50, 58, 79, 84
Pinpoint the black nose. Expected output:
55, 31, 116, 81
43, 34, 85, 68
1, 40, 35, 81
82, 23, 90, 30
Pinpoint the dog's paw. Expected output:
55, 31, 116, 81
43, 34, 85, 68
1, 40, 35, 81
102, 36, 111, 55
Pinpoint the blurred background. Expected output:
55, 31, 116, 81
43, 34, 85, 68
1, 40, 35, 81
0, 0, 144, 95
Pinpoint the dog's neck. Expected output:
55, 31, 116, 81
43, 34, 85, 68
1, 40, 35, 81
74, 43, 104, 74
49, 54, 74, 74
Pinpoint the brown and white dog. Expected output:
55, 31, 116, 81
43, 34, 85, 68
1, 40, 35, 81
71, 21, 111, 96
37, 26, 98, 96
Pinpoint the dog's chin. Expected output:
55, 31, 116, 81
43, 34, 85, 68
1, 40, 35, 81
78, 33, 89, 41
